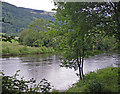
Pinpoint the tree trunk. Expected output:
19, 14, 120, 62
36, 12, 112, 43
81, 34, 85, 80
77, 57, 82, 80
81, 56, 84, 80
77, 51, 82, 80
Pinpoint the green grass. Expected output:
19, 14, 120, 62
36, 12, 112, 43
67, 67, 119, 93
1, 41, 55, 56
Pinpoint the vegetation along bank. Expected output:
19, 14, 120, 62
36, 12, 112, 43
52, 67, 119, 93
1, 41, 55, 56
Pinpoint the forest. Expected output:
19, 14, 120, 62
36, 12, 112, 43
0, 1, 120, 93
2, 2, 55, 36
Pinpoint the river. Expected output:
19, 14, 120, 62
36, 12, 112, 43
0, 52, 120, 90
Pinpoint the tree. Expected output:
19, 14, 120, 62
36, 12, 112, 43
84, 2, 120, 48
53, 1, 120, 80
55, 2, 97, 80
19, 18, 51, 47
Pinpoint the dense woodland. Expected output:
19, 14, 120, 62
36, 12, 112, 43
2, 2, 55, 36
0, 1, 120, 93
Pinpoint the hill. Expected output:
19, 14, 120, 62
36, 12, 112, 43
2, 2, 55, 36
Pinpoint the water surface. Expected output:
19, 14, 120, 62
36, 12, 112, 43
1, 53, 120, 90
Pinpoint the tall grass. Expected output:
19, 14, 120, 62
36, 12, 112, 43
1, 41, 55, 56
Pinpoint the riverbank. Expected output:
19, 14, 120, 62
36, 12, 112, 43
66, 67, 119, 93
52, 67, 119, 93
1, 41, 55, 56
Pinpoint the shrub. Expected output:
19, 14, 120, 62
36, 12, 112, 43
88, 79, 102, 93
2, 47, 10, 54
0, 70, 52, 94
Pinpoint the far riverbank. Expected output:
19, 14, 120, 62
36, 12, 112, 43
1, 41, 55, 56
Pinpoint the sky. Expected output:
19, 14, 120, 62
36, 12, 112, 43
2, 0, 55, 12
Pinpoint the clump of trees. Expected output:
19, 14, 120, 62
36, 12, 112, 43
53, 1, 120, 80
19, 18, 53, 47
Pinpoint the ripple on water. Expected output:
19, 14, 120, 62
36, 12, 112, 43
1, 53, 120, 90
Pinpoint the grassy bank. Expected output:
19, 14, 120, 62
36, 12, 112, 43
1, 41, 55, 56
66, 67, 119, 93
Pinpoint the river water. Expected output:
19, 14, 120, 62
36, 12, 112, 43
0, 52, 120, 90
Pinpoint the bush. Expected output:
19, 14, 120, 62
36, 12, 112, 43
67, 67, 119, 93
18, 46, 28, 54
88, 79, 102, 93
2, 47, 10, 54
0, 70, 52, 94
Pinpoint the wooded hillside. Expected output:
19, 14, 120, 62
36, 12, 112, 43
2, 2, 55, 36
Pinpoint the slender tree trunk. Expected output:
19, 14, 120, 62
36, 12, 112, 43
79, 53, 82, 80
81, 48, 84, 80
81, 34, 85, 80
78, 61, 82, 80
77, 51, 82, 80
81, 56, 84, 80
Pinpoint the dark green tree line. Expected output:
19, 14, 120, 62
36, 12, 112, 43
19, 18, 53, 47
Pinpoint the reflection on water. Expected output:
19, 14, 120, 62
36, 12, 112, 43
1, 53, 120, 90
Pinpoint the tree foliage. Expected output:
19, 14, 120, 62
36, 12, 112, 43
54, 1, 119, 80
83, 2, 120, 43
19, 18, 52, 47
1, 70, 52, 94
55, 2, 93, 80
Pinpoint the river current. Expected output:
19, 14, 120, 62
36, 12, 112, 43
1, 52, 120, 90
